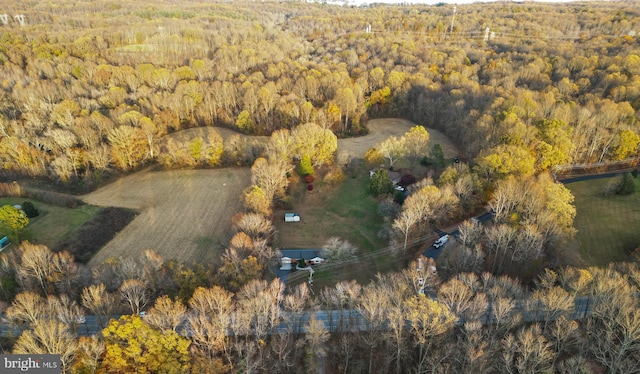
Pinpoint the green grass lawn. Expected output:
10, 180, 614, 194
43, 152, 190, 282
567, 176, 640, 266
275, 167, 407, 289
276, 169, 387, 252
0, 198, 101, 249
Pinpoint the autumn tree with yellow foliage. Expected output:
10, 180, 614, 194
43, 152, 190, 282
101, 315, 191, 374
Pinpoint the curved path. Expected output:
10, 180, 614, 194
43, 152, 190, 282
338, 118, 459, 158
162, 118, 460, 159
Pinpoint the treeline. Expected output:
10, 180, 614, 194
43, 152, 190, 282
0, 1, 638, 187
3, 240, 640, 373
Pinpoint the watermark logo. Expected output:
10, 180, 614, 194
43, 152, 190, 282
0, 355, 59, 373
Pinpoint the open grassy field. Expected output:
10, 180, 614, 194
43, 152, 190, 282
0, 197, 101, 248
338, 118, 459, 158
567, 176, 640, 266
82, 168, 250, 266
274, 169, 386, 252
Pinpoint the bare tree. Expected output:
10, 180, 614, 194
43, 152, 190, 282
457, 219, 484, 249
587, 276, 640, 374
489, 176, 531, 222
456, 322, 494, 373
232, 213, 274, 241
5, 291, 47, 328
439, 279, 488, 323
13, 319, 78, 373
385, 304, 409, 374
405, 295, 456, 374
115, 257, 145, 281
283, 283, 309, 335
556, 355, 593, 374
392, 208, 421, 253
16, 242, 52, 295
318, 280, 361, 333
485, 224, 518, 274
145, 295, 187, 332
141, 249, 167, 295
321, 237, 358, 263
188, 286, 234, 368
49, 250, 81, 298
502, 324, 554, 374
304, 313, 330, 374
490, 297, 523, 333
535, 268, 558, 290
119, 279, 149, 315
401, 257, 440, 297
268, 332, 298, 374
530, 286, 574, 330
250, 157, 292, 204
377, 136, 406, 168
139, 116, 159, 159
74, 335, 105, 374
546, 316, 582, 367
440, 243, 486, 275
265, 129, 293, 163
47, 294, 85, 333
557, 267, 593, 297
237, 280, 274, 342
85, 144, 111, 174
357, 282, 390, 373
81, 284, 116, 328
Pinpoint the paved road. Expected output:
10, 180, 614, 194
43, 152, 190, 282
0, 293, 598, 338
557, 172, 624, 184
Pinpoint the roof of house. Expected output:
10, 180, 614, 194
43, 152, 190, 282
279, 249, 322, 260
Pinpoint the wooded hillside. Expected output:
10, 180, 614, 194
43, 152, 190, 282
0, 0, 638, 185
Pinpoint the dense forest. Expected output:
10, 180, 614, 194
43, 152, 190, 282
0, 0, 638, 182
0, 0, 639, 373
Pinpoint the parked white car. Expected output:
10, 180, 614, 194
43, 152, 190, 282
433, 235, 449, 248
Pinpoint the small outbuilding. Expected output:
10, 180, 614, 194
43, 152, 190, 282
284, 212, 301, 222
280, 257, 293, 270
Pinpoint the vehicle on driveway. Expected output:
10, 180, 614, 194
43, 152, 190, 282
433, 235, 449, 248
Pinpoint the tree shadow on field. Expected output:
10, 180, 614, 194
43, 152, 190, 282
55, 207, 137, 263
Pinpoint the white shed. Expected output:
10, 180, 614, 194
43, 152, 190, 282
280, 257, 293, 270
284, 213, 300, 222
